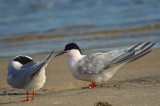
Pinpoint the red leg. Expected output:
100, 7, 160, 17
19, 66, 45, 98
90, 82, 95, 88
21, 91, 31, 102
32, 90, 35, 100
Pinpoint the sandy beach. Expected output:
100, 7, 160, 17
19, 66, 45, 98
0, 48, 160, 106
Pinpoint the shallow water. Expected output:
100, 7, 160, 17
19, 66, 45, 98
0, 0, 160, 59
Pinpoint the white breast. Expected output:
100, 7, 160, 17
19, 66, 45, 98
67, 57, 79, 78
24, 67, 46, 91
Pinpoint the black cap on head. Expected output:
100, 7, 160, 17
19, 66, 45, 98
64, 43, 82, 54
14, 56, 33, 65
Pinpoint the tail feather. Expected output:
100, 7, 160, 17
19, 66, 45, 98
128, 51, 151, 63
127, 42, 143, 52
127, 42, 155, 62
31, 50, 54, 77
106, 41, 155, 68
114, 41, 152, 64
38, 50, 54, 70
43, 50, 54, 64
134, 41, 151, 51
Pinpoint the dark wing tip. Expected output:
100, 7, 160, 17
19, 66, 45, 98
44, 50, 54, 64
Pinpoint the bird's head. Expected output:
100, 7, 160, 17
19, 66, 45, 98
55, 43, 82, 57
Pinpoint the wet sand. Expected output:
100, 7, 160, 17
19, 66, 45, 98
0, 48, 160, 106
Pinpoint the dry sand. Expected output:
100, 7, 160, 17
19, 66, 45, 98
0, 48, 160, 106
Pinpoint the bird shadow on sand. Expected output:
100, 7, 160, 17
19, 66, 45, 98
0, 92, 40, 105
42, 75, 160, 97
0, 92, 25, 105
0, 102, 18, 105
94, 75, 160, 89
0, 92, 26, 96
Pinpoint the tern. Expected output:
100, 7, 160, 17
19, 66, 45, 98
7, 50, 54, 101
55, 41, 155, 88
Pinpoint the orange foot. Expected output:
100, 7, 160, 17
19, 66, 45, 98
90, 82, 95, 88
21, 99, 31, 102
32, 90, 35, 100
21, 91, 31, 102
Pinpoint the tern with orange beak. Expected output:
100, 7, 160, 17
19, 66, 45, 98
55, 41, 155, 88
7, 50, 54, 101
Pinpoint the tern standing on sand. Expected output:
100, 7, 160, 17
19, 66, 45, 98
55, 41, 155, 88
7, 50, 54, 101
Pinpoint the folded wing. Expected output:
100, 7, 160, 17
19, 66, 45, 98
78, 41, 155, 74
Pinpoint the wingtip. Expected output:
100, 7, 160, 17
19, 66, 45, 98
145, 41, 156, 49
49, 50, 55, 56
50, 50, 55, 55
139, 41, 156, 50
44, 49, 54, 64
144, 41, 156, 46
149, 42, 156, 49
51, 50, 55, 53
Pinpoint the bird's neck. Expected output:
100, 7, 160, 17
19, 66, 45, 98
67, 51, 84, 73
67, 50, 82, 60
67, 53, 83, 63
